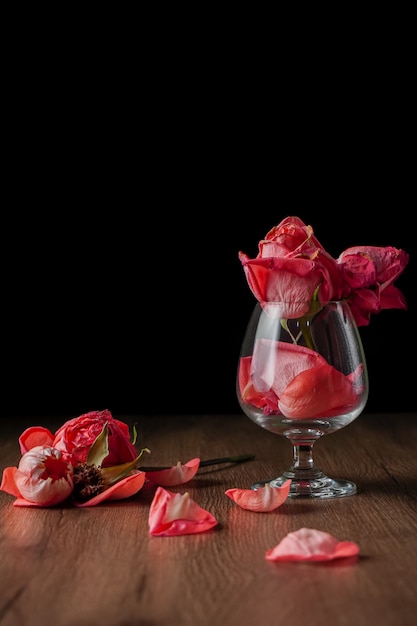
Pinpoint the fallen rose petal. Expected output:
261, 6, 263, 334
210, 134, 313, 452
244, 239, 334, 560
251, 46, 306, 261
225, 479, 292, 512
149, 486, 218, 536
1, 466, 21, 498
74, 470, 146, 507
19, 426, 55, 454
13, 497, 51, 507
265, 527, 360, 562
146, 458, 200, 487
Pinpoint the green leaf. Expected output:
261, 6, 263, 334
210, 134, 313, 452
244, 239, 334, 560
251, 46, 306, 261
100, 447, 151, 487
87, 422, 110, 467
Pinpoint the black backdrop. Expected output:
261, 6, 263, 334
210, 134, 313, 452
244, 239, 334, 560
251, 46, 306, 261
1, 0, 415, 421
1, 198, 414, 419
2, 22, 415, 419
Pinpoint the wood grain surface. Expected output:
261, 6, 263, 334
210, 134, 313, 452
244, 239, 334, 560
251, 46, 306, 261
1, 412, 416, 626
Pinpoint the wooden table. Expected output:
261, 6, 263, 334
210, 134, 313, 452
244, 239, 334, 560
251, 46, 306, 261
1, 412, 416, 626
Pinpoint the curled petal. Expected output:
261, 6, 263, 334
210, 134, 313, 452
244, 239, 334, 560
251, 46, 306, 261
252, 339, 327, 397
266, 527, 360, 562
278, 363, 359, 419
225, 480, 291, 512
146, 458, 201, 486
19, 426, 55, 454
1, 466, 21, 498
149, 486, 218, 536
74, 470, 146, 507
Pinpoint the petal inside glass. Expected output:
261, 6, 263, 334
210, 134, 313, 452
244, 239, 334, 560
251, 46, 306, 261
236, 300, 369, 498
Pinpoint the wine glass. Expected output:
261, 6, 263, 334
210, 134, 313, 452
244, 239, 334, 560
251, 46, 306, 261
236, 300, 369, 498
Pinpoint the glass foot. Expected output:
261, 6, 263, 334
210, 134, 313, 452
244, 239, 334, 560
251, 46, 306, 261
252, 474, 357, 499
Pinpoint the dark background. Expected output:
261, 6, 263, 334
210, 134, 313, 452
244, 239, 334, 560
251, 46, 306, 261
1, 16, 415, 419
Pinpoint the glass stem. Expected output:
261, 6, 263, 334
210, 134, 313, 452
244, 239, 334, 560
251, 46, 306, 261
289, 443, 323, 479
293, 444, 315, 470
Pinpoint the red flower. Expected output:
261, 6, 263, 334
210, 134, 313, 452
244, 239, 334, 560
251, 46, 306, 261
338, 245, 409, 326
238, 216, 341, 317
51, 409, 137, 467
239, 216, 409, 327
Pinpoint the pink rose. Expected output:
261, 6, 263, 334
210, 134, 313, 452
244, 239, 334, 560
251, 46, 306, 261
337, 245, 409, 326
1, 446, 74, 507
238, 216, 342, 317
52, 409, 137, 467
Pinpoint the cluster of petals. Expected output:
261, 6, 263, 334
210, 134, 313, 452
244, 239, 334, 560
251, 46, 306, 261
238, 340, 364, 419
265, 527, 360, 562
148, 486, 218, 536
225, 479, 291, 512
239, 215, 409, 327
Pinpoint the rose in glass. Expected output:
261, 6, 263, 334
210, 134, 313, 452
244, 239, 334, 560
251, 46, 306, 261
238, 216, 341, 318
338, 245, 409, 326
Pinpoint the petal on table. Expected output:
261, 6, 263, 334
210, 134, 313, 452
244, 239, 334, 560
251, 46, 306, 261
13, 498, 48, 507
74, 470, 146, 507
265, 527, 360, 562
149, 486, 218, 536
225, 480, 292, 512
146, 458, 201, 487
1, 466, 21, 498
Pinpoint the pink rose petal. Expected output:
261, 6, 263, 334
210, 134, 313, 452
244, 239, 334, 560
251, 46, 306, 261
146, 458, 200, 487
266, 527, 360, 562
0, 466, 21, 498
19, 426, 55, 454
149, 486, 218, 536
74, 470, 146, 507
225, 479, 292, 512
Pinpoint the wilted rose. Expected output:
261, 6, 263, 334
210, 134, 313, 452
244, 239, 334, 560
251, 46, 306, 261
238, 216, 341, 318
338, 245, 409, 326
52, 409, 137, 467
